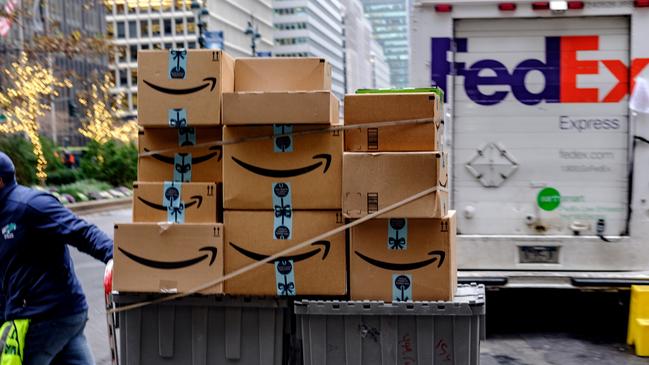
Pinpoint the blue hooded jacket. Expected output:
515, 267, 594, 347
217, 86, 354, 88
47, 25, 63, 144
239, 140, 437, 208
0, 152, 113, 322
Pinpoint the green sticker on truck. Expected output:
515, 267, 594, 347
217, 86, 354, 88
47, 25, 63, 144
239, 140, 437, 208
537, 187, 561, 211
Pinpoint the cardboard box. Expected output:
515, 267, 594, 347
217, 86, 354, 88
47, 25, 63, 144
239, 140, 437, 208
344, 93, 444, 152
223, 125, 342, 210
113, 223, 224, 294
222, 91, 339, 125
138, 127, 222, 182
234, 57, 331, 92
137, 50, 234, 127
133, 182, 218, 223
350, 211, 457, 301
224, 210, 346, 296
342, 152, 448, 218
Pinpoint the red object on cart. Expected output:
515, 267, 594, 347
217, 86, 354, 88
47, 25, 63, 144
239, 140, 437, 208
104, 260, 119, 365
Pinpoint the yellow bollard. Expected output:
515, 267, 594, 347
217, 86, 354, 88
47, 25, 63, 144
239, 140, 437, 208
628, 285, 649, 356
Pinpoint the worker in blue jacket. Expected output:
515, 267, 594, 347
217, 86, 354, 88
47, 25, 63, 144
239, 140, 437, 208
0, 152, 113, 364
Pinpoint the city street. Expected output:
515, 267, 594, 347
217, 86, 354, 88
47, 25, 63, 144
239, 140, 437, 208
75, 208, 649, 365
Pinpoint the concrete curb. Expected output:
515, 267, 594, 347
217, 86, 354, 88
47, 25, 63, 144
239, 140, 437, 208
67, 197, 132, 214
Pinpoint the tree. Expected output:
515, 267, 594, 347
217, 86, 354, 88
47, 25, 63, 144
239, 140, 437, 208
0, 52, 67, 183
78, 73, 137, 144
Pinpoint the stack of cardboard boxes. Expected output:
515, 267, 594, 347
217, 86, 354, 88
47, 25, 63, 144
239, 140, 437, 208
113, 50, 234, 294
342, 90, 456, 302
222, 58, 346, 297
111, 49, 456, 303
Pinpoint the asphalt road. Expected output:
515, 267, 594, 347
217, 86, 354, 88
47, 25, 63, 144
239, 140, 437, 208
74, 208, 649, 365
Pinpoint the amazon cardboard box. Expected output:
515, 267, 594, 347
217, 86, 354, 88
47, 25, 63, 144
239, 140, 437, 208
350, 211, 457, 301
138, 127, 222, 183
113, 223, 224, 294
224, 210, 346, 296
223, 125, 342, 210
133, 182, 218, 223
344, 93, 444, 152
234, 57, 331, 92
137, 49, 234, 127
222, 91, 339, 125
342, 152, 449, 218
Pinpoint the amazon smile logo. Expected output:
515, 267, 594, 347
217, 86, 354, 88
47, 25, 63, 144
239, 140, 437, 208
229, 240, 330, 263
232, 154, 332, 178
144, 145, 222, 164
143, 77, 217, 95
119, 246, 217, 270
137, 195, 203, 211
354, 250, 445, 271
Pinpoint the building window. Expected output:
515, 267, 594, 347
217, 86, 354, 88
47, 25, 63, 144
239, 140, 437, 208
128, 20, 137, 38
116, 4, 125, 14
164, 42, 172, 49
141, 44, 150, 50
152, 21, 161, 36
275, 37, 307, 45
140, 20, 149, 37
119, 68, 128, 87
117, 22, 125, 38
130, 45, 138, 62
176, 42, 184, 49
188, 41, 196, 49
107, 22, 114, 38
275, 22, 307, 31
175, 18, 184, 34
132, 93, 138, 109
131, 68, 137, 86
274, 7, 305, 15
187, 17, 196, 34
117, 46, 126, 63
153, 43, 162, 50
164, 19, 172, 36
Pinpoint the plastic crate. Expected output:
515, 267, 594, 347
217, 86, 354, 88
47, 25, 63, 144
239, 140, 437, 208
113, 294, 289, 365
294, 284, 485, 365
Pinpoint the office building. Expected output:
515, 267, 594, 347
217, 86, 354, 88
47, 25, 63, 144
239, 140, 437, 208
105, 0, 200, 118
205, 0, 273, 57
272, 0, 345, 97
0, 0, 107, 146
342, 0, 390, 92
361, 0, 409, 87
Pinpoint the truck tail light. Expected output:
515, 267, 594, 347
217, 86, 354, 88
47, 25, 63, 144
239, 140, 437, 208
434, 4, 453, 12
532, 2, 550, 10
635, 0, 649, 7
499, 3, 517, 11
567, 1, 584, 9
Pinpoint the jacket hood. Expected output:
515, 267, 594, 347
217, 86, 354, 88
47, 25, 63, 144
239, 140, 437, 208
0, 152, 16, 184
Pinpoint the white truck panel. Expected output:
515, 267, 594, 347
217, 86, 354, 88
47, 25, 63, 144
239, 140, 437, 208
410, 1, 649, 274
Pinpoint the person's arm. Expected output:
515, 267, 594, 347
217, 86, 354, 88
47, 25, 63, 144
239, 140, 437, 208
27, 193, 113, 263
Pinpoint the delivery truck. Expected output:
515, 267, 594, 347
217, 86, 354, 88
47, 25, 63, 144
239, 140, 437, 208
410, 0, 649, 288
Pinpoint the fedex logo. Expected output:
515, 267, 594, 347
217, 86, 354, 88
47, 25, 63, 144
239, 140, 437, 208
431, 36, 649, 105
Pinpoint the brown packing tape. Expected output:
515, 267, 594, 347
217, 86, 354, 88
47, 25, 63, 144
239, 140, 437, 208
108, 185, 443, 314
138, 118, 437, 158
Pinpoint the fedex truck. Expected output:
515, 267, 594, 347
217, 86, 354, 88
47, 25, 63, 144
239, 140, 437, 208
410, 0, 649, 288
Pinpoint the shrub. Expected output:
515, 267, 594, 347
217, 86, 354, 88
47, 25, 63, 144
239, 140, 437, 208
0, 134, 37, 185
80, 140, 137, 187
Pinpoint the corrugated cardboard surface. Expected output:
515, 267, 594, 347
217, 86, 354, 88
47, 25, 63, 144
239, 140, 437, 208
234, 57, 332, 92
342, 152, 449, 218
223, 125, 342, 210
137, 127, 222, 182
224, 211, 346, 296
350, 211, 457, 301
132, 182, 218, 223
344, 93, 444, 152
137, 50, 234, 126
222, 91, 339, 125
113, 223, 224, 294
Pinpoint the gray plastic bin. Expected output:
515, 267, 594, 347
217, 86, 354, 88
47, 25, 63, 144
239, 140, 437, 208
294, 284, 486, 365
113, 295, 289, 365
